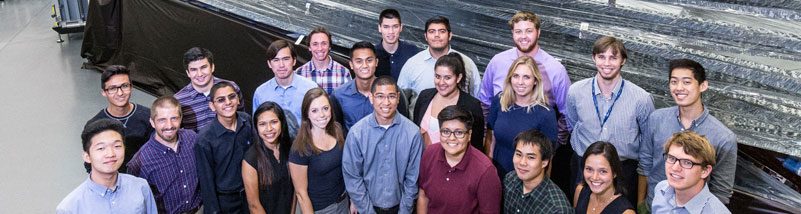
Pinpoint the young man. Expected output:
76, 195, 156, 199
127, 96, 201, 214
503, 129, 573, 214
174, 47, 242, 132
343, 76, 423, 214
332, 41, 410, 131
195, 82, 255, 213
254, 40, 318, 137
86, 65, 153, 173
295, 27, 351, 94
57, 119, 157, 214
651, 131, 731, 214
398, 16, 482, 111
374, 9, 421, 79
639, 59, 737, 208
566, 36, 654, 205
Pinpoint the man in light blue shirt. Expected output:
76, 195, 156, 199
343, 76, 423, 214
651, 131, 730, 214
253, 40, 319, 137
57, 119, 157, 214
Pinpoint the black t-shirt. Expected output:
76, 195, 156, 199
244, 142, 293, 214
85, 103, 153, 172
288, 144, 345, 211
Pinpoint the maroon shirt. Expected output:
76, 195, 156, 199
418, 144, 502, 214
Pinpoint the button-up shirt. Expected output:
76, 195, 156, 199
419, 145, 501, 214
253, 74, 318, 137
502, 173, 573, 214
194, 112, 254, 213
174, 77, 242, 132
375, 40, 421, 80
295, 56, 351, 95
651, 180, 731, 214
397, 47, 481, 111
127, 129, 201, 214
566, 77, 654, 160
640, 106, 737, 205
343, 113, 423, 214
331, 80, 410, 131
57, 174, 158, 214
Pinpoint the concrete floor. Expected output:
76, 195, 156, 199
0, 0, 155, 212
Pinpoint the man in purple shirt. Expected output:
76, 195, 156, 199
295, 27, 352, 94
174, 47, 242, 132
127, 96, 201, 214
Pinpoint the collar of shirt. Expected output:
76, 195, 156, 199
146, 129, 189, 153
672, 106, 710, 131
182, 77, 225, 99
341, 80, 361, 96
209, 113, 246, 137
85, 174, 122, 197
269, 74, 304, 91
434, 145, 473, 171
422, 46, 455, 61
366, 112, 402, 129
309, 55, 336, 72
592, 77, 625, 97
682, 184, 717, 214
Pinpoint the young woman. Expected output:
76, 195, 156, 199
242, 101, 295, 214
574, 142, 635, 214
486, 55, 558, 175
288, 88, 350, 214
413, 52, 484, 150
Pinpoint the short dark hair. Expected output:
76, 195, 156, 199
669, 58, 707, 84
266, 40, 296, 61
350, 41, 376, 59
81, 119, 125, 152
150, 96, 182, 119
592, 36, 627, 61
308, 26, 332, 46
425, 16, 451, 32
513, 129, 553, 160
379, 9, 401, 24
435, 52, 466, 92
100, 65, 130, 89
183, 47, 214, 70
582, 141, 627, 196
209, 81, 237, 101
370, 75, 398, 94
437, 105, 473, 129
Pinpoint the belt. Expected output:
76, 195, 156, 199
373, 204, 399, 213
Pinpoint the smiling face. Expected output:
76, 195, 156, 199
186, 58, 215, 89
583, 154, 616, 195
379, 18, 402, 44
369, 84, 399, 124
268, 47, 296, 80
512, 20, 540, 53
83, 130, 125, 176
593, 48, 626, 81
209, 86, 239, 119
513, 143, 548, 183
425, 23, 451, 50
307, 96, 332, 130
670, 68, 708, 108
256, 110, 281, 144
665, 144, 711, 193
510, 65, 536, 98
309, 32, 331, 62
349, 48, 377, 80
150, 105, 181, 144
440, 119, 470, 157
101, 74, 132, 108
434, 65, 462, 97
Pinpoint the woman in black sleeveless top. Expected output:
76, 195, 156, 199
243, 101, 295, 213
574, 142, 635, 214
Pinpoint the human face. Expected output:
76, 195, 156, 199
309, 32, 331, 62
434, 66, 462, 97
186, 58, 215, 89
83, 130, 124, 176
593, 48, 626, 81
256, 110, 281, 144
583, 154, 615, 195
369, 84, 399, 124
150, 106, 181, 144
379, 18, 402, 44
440, 120, 470, 157
665, 145, 711, 192
670, 68, 708, 108
349, 48, 377, 80
510, 65, 536, 97
209, 86, 239, 119
513, 143, 548, 183
425, 23, 451, 50
101, 74, 132, 108
268, 47, 296, 80
512, 20, 540, 53
307, 96, 332, 130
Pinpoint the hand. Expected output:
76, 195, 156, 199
349, 201, 358, 214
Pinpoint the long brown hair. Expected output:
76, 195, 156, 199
291, 88, 345, 156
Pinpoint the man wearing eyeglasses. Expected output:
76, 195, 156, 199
343, 76, 423, 214
174, 47, 242, 132
85, 65, 154, 173
638, 59, 736, 211
651, 131, 731, 213
195, 81, 254, 213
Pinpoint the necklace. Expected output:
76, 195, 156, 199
590, 194, 614, 213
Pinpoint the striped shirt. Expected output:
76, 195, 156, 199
295, 56, 351, 94
566, 77, 654, 160
173, 77, 241, 132
127, 129, 201, 214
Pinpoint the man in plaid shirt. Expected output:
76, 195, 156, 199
296, 26, 351, 94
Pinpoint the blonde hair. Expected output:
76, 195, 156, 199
500, 56, 549, 112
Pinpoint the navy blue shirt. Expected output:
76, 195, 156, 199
289, 145, 346, 211
375, 40, 421, 80
488, 96, 558, 174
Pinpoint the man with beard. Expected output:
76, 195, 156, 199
86, 65, 154, 173
295, 27, 351, 94
174, 47, 242, 132
127, 96, 202, 214
374, 9, 421, 79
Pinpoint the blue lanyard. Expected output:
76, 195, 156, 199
592, 77, 625, 128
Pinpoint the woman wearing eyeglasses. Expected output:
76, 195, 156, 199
486, 56, 558, 175
413, 52, 485, 151
417, 106, 502, 214
574, 141, 635, 214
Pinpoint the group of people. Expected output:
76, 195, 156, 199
56, 9, 736, 214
